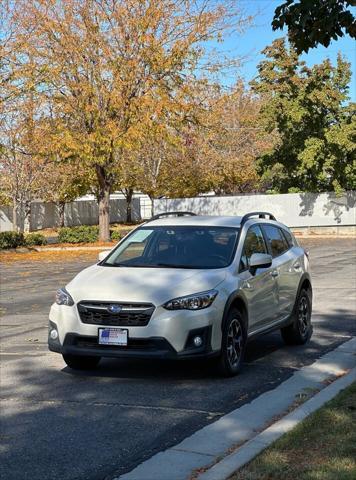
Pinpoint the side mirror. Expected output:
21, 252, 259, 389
98, 250, 111, 262
249, 253, 272, 275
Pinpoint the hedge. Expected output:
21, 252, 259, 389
58, 225, 99, 243
110, 230, 122, 241
25, 233, 47, 246
0, 231, 25, 249
0, 231, 49, 249
0, 227, 122, 248
58, 225, 123, 243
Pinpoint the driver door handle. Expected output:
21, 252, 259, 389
271, 270, 279, 278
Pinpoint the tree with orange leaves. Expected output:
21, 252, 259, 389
5, 0, 250, 240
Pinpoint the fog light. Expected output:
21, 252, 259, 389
50, 329, 58, 340
193, 336, 203, 347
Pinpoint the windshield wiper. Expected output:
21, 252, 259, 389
103, 262, 196, 269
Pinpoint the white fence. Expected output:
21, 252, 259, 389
0, 197, 142, 232
1, 191, 355, 232
153, 192, 356, 228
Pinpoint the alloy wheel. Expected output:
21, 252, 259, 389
227, 318, 243, 368
298, 296, 309, 335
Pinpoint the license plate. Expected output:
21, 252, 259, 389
98, 328, 128, 346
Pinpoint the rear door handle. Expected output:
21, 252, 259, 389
293, 262, 301, 269
271, 270, 279, 278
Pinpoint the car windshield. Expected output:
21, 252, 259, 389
103, 226, 239, 269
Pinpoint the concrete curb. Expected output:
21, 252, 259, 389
116, 337, 356, 480
35, 245, 114, 251
198, 367, 356, 480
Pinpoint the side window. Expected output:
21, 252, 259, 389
263, 225, 289, 258
282, 229, 294, 249
240, 225, 267, 271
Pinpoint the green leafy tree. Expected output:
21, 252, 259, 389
251, 38, 355, 193
272, 0, 356, 54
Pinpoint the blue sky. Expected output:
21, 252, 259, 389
214, 0, 356, 101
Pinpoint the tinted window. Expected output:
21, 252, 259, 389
282, 229, 294, 248
263, 225, 289, 257
240, 225, 267, 271
104, 226, 239, 269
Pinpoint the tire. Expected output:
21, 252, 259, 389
217, 308, 247, 377
62, 354, 101, 370
281, 288, 313, 345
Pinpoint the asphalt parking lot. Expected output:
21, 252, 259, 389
1, 237, 355, 480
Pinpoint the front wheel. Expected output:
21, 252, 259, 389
62, 354, 101, 370
281, 288, 313, 345
217, 309, 246, 377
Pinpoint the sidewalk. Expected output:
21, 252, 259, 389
116, 337, 356, 480
227, 380, 356, 480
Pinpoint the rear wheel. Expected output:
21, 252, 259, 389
218, 308, 246, 377
62, 354, 101, 370
281, 288, 312, 345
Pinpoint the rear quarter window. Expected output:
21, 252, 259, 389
282, 228, 295, 248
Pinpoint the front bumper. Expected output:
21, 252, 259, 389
48, 326, 219, 360
49, 299, 225, 355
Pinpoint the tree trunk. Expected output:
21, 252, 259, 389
12, 197, 19, 232
57, 201, 65, 228
23, 199, 31, 233
98, 188, 110, 241
96, 165, 111, 242
148, 194, 155, 218
124, 188, 134, 223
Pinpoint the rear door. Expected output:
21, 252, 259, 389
262, 224, 301, 320
281, 228, 305, 315
239, 225, 278, 332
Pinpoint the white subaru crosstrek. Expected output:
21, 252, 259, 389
48, 211, 313, 376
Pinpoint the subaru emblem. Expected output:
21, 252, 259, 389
108, 304, 122, 314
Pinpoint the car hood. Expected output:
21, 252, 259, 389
66, 264, 226, 305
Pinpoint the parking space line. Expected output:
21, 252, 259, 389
0, 397, 224, 417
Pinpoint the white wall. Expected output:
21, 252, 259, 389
0, 197, 142, 232
2, 191, 355, 232
153, 192, 356, 228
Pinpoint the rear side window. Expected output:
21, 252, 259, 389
282, 229, 295, 248
263, 225, 289, 257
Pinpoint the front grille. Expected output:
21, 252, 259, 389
77, 301, 155, 327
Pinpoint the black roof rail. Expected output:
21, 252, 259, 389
149, 211, 197, 221
241, 211, 276, 226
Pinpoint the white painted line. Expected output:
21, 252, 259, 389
2, 397, 223, 416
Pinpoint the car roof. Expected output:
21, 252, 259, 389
144, 215, 241, 228
143, 214, 289, 230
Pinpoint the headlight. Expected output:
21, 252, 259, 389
55, 287, 74, 306
163, 290, 218, 310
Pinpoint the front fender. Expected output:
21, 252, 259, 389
221, 290, 249, 331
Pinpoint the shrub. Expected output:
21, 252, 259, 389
24, 233, 47, 246
0, 231, 25, 249
58, 225, 99, 243
110, 230, 122, 241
